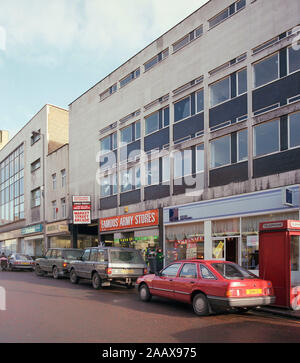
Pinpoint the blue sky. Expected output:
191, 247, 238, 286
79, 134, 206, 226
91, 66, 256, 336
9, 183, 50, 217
0, 0, 209, 138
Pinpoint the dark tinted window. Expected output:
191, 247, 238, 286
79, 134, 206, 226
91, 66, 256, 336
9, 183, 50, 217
212, 263, 258, 280
82, 249, 91, 261
63, 250, 83, 260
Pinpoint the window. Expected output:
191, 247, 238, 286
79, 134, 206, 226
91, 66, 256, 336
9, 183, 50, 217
289, 112, 300, 148
90, 249, 99, 262
121, 125, 133, 145
145, 112, 159, 135
82, 249, 90, 261
100, 84, 117, 101
161, 263, 181, 277
145, 49, 169, 72
147, 159, 159, 186
120, 68, 140, 88
200, 265, 216, 279
52, 201, 57, 220
30, 130, 41, 145
173, 26, 203, 52
52, 173, 57, 190
100, 132, 117, 155
174, 96, 190, 122
121, 168, 133, 193
209, 0, 245, 29
31, 159, 40, 173
253, 53, 279, 88
100, 173, 118, 197
196, 89, 204, 113
237, 68, 247, 95
196, 144, 205, 173
179, 263, 197, 278
253, 119, 280, 157
210, 135, 231, 168
135, 121, 141, 140
61, 169, 66, 188
61, 198, 66, 218
162, 155, 170, 182
174, 149, 192, 178
31, 188, 41, 208
145, 107, 169, 135
237, 129, 248, 162
210, 77, 230, 107
288, 45, 300, 74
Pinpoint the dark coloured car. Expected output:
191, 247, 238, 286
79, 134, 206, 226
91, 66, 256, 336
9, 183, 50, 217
136, 259, 275, 316
69, 247, 147, 289
35, 248, 83, 279
8, 254, 35, 271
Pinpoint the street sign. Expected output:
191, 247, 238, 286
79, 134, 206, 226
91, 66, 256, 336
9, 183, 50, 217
72, 196, 91, 224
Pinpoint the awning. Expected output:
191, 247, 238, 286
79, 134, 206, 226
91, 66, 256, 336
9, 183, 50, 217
24, 234, 44, 241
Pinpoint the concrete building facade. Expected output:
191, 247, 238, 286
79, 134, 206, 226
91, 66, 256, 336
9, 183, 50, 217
0, 105, 69, 257
68, 0, 300, 268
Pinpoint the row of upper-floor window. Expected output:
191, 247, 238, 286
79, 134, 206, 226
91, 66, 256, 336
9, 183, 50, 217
100, 110, 300, 197
99, 0, 247, 101
100, 44, 300, 153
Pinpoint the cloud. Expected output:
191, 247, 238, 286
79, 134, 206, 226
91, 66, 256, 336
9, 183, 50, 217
0, 0, 208, 66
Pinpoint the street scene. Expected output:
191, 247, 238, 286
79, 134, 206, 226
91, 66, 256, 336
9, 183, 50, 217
1, 0, 300, 347
1, 271, 299, 343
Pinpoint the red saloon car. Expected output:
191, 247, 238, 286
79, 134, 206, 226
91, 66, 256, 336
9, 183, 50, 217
136, 260, 275, 316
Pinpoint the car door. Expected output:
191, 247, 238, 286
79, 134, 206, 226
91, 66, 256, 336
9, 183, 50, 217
87, 249, 99, 278
40, 249, 52, 271
173, 263, 199, 303
151, 263, 182, 299
77, 249, 91, 278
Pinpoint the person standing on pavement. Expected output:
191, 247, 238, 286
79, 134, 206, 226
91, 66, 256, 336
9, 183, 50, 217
155, 248, 164, 272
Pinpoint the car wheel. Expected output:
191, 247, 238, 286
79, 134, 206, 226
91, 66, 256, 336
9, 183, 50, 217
192, 293, 209, 316
70, 269, 79, 284
35, 264, 45, 277
92, 272, 102, 289
52, 266, 59, 279
139, 283, 152, 302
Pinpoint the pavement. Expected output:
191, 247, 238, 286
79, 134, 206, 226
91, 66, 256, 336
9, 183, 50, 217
256, 306, 300, 319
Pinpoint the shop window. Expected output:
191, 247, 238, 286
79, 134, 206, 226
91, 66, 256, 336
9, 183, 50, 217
253, 53, 279, 88
253, 119, 280, 157
210, 135, 231, 168
289, 111, 300, 148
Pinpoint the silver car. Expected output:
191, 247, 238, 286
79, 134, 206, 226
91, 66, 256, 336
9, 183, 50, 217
69, 247, 147, 289
8, 254, 35, 271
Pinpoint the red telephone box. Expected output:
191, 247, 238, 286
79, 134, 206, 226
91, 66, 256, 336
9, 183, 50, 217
259, 220, 300, 309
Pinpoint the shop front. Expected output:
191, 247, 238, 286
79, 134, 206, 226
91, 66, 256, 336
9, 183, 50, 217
99, 209, 161, 262
164, 185, 300, 272
21, 224, 44, 258
46, 221, 71, 249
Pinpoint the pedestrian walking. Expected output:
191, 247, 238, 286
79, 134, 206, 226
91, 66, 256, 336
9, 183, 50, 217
155, 248, 164, 273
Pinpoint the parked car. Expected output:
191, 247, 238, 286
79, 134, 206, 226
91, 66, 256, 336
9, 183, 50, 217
8, 254, 35, 271
69, 247, 147, 289
35, 248, 83, 279
136, 259, 276, 316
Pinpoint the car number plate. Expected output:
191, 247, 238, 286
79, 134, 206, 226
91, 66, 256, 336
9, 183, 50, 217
123, 269, 135, 274
246, 289, 262, 295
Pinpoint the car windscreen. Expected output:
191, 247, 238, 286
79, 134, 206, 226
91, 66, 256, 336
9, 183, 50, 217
212, 263, 258, 280
63, 250, 83, 260
109, 250, 144, 264
15, 254, 32, 260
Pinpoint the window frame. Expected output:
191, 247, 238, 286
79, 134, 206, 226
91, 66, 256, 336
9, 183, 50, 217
288, 111, 300, 150
237, 129, 248, 162
144, 106, 170, 137
196, 143, 205, 173
210, 134, 232, 169
287, 44, 300, 76
209, 76, 231, 108
174, 95, 191, 123
179, 263, 198, 279
161, 263, 182, 277
253, 52, 280, 90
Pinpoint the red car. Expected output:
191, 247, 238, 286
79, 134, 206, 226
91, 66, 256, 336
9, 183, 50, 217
136, 260, 275, 316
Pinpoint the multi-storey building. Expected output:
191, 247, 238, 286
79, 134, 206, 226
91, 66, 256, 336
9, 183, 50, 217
0, 131, 9, 151
0, 104, 69, 257
68, 0, 299, 277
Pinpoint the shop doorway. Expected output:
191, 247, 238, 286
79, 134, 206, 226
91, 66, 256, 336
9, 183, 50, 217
212, 237, 239, 263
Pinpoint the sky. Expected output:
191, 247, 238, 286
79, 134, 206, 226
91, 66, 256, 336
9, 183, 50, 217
0, 0, 209, 138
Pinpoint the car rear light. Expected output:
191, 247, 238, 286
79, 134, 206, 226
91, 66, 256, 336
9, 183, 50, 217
226, 288, 243, 297
106, 267, 112, 275
62, 262, 68, 268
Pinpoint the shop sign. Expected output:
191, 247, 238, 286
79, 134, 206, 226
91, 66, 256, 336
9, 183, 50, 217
46, 223, 69, 235
99, 209, 159, 232
72, 196, 91, 224
21, 224, 43, 235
